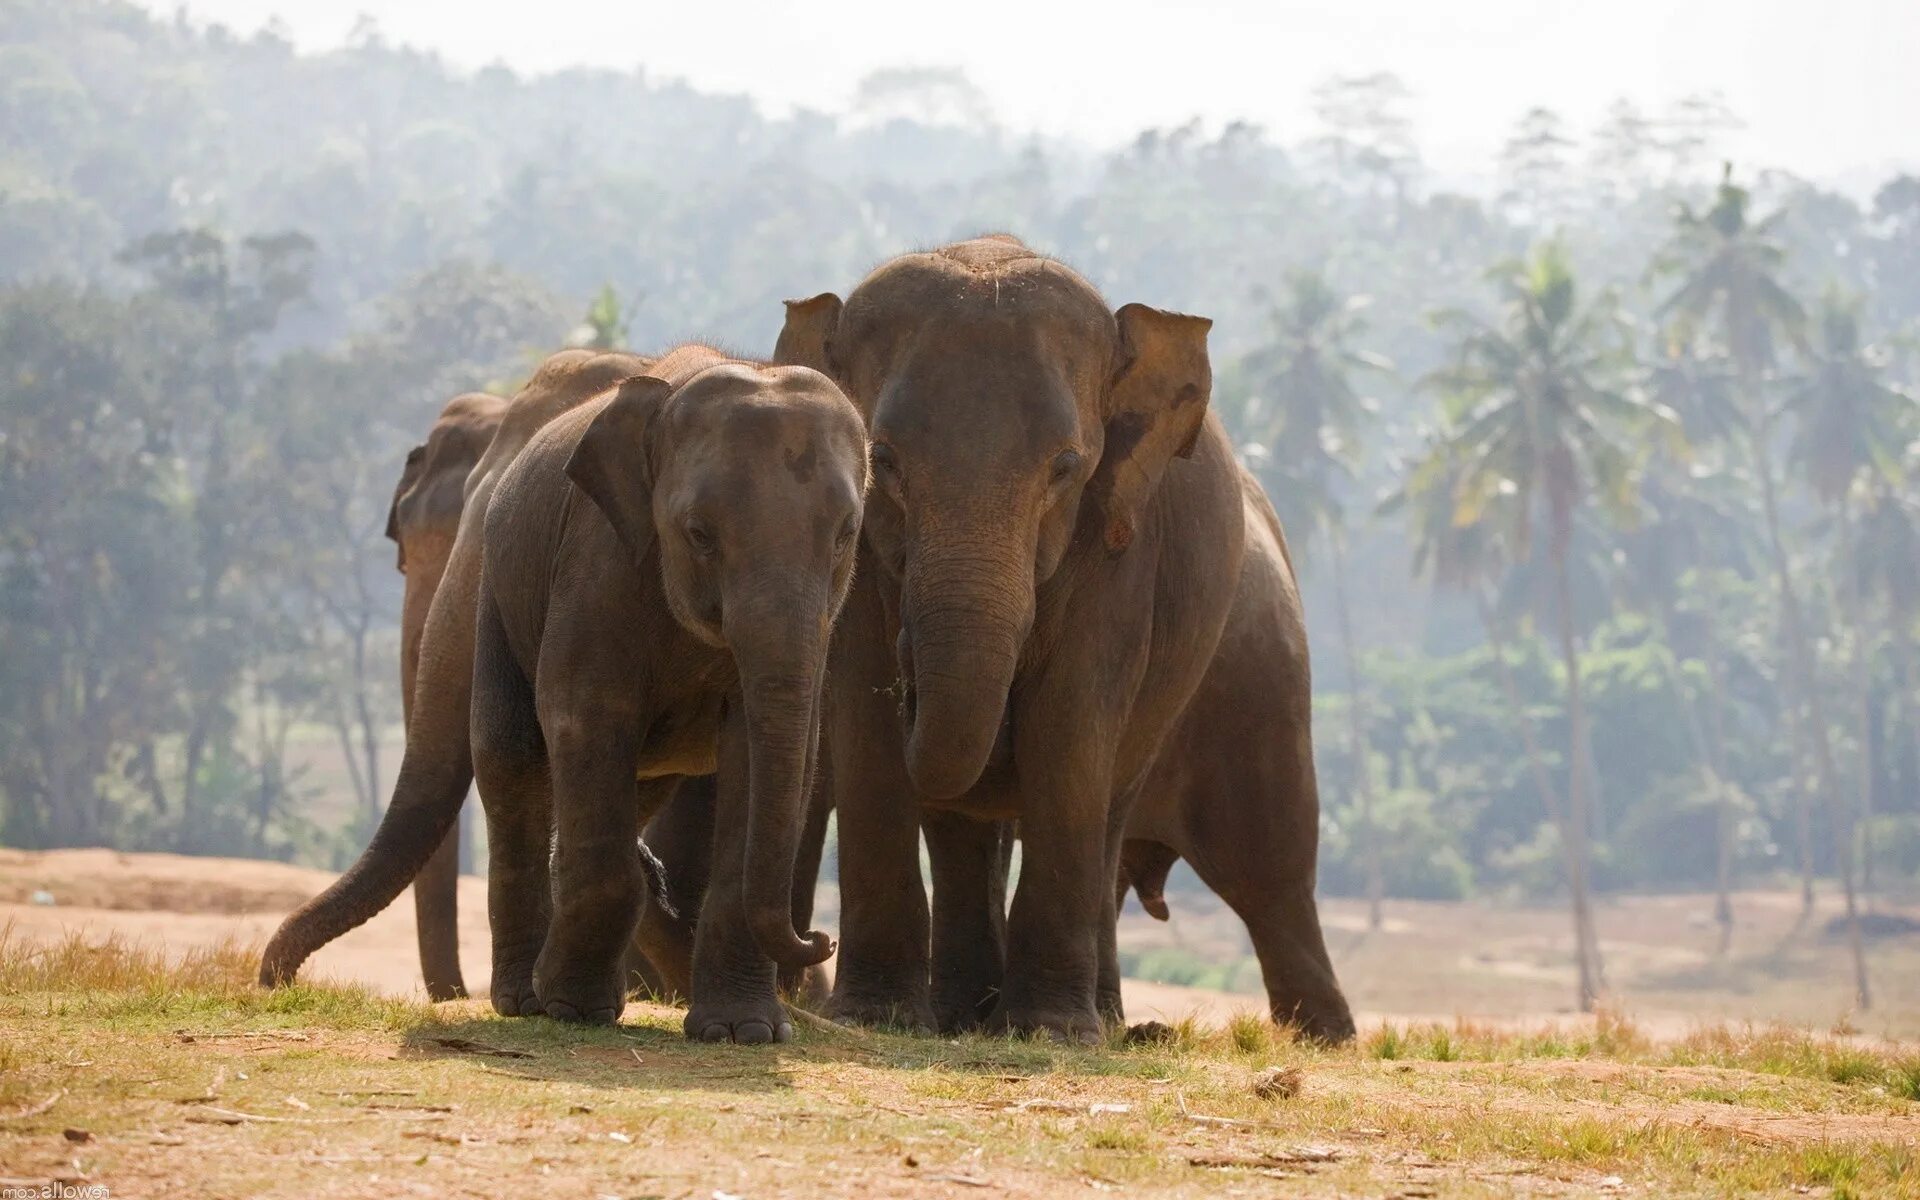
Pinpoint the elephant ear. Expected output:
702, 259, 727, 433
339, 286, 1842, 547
1097, 303, 1213, 555
565, 374, 675, 568
386, 444, 427, 572
774, 293, 843, 375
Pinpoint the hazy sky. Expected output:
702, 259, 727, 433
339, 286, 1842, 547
156, 0, 1916, 185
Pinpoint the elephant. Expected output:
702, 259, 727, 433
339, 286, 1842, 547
468, 344, 863, 1037
775, 234, 1355, 1043
385, 390, 508, 1001
261, 349, 659, 993
1107, 475, 1355, 1042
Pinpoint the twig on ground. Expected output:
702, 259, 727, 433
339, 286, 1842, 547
0, 1091, 64, 1122
784, 1004, 870, 1039
423, 1037, 532, 1059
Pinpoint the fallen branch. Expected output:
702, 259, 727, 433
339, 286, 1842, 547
0, 1091, 63, 1122
783, 1004, 870, 1040
423, 1037, 532, 1059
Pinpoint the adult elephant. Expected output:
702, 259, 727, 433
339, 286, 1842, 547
261, 350, 659, 993
1109, 476, 1354, 1042
385, 391, 507, 1000
777, 235, 1353, 1043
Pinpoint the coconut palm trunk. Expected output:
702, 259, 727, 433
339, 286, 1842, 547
1548, 523, 1603, 1013
1477, 594, 1604, 979
1841, 501, 1876, 909
1749, 416, 1869, 1009
1330, 528, 1384, 931
1704, 646, 1737, 953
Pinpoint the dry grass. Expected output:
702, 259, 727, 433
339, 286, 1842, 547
2, 933, 1917, 1198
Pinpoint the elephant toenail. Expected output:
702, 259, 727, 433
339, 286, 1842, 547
699, 1023, 732, 1043
736, 1020, 774, 1044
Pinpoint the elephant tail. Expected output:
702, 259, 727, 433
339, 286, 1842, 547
636, 836, 677, 920
259, 721, 474, 990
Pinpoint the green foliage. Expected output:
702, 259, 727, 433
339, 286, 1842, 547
0, 2, 1913, 911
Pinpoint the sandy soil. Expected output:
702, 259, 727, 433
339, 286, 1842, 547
4, 847, 1917, 1042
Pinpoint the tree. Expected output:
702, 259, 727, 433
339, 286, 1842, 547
1499, 107, 1577, 229
1384, 438, 1576, 926
1308, 73, 1421, 218
1240, 270, 1391, 927
116, 228, 316, 848
1783, 292, 1916, 926
0, 284, 189, 847
1420, 242, 1674, 1011
1588, 99, 1660, 202
1655, 171, 1818, 881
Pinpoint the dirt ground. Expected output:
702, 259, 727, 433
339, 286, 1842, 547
3, 849, 1918, 1199
3, 847, 1916, 1042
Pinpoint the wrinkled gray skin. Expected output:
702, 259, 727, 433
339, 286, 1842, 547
269, 355, 833, 1013
778, 235, 1354, 1043
472, 346, 865, 1038
261, 350, 658, 993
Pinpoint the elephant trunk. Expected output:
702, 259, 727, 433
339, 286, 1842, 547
729, 593, 838, 971
900, 540, 1031, 801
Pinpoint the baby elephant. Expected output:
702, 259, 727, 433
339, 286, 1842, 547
473, 345, 867, 1041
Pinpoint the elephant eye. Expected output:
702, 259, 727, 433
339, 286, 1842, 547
835, 515, 858, 551
684, 519, 717, 556
1049, 448, 1083, 485
870, 443, 905, 499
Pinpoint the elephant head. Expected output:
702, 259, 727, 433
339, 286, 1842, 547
776, 236, 1211, 800
566, 364, 866, 968
386, 391, 507, 715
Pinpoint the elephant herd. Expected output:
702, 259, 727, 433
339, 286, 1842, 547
258, 235, 1357, 1046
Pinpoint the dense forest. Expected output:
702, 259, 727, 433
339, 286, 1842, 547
3, 2, 1917, 1001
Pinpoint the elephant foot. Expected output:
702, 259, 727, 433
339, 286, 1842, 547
827, 991, 935, 1033
989, 1001, 1104, 1046
685, 996, 792, 1045
490, 963, 539, 1017
535, 971, 626, 1026
426, 980, 469, 1003
1274, 1000, 1357, 1046
931, 987, 998, 1035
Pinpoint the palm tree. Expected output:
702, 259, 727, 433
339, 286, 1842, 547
1626, 322, 1762, 951
1416, 242, 1676, 1012
1384, 439, 1582, 955
1653, 166, 1846, 932
1613, 463, 1759, 951
1241, 269, 1393, 929
1854, 468, 1920, 893
1784, 294, 1917, 948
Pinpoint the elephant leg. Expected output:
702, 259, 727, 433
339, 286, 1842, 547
629, 776, 710, 1002
686, 699, 790, 1044
995, 739, 1113, 1044
470, 602, 550, 1019
535, 720, 647, 1025
1182, 805, 1355, 1043
925, 810, 1009, 1033
1211, 872, 1355, 1044
824, 578, 932, 1030
412, 821, 466, 1001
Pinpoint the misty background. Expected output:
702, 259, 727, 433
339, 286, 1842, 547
2, 0, 1917, 1007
